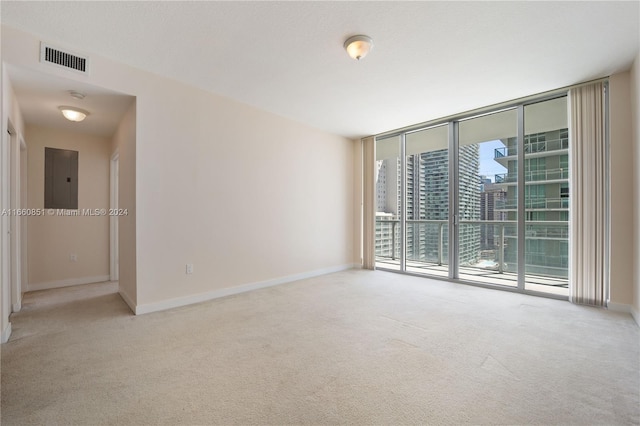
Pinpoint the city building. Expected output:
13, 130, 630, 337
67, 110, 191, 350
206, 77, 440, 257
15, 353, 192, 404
494, 128, 570, 278
375, 145, 480, 267
479, 181, 507, 251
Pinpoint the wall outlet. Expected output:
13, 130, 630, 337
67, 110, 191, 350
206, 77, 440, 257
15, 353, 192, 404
186, 263, 194, 274
70, 253, 78, 262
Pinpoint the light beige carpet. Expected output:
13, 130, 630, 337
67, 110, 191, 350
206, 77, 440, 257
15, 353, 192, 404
1, 270, 639, 425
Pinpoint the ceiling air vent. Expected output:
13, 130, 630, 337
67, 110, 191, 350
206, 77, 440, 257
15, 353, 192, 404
40, 42, 90, 75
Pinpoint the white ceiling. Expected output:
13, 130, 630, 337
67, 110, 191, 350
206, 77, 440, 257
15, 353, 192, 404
2, 1, 639, 139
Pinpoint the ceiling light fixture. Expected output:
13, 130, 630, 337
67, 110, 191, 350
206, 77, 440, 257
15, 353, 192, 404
344, 35, 373, 61
58, 106, 89, 122
68, 90, 86, 100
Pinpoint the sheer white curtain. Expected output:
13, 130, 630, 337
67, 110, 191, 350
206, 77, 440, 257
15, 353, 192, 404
362, 137, 376, 269
569, 81, 608, 306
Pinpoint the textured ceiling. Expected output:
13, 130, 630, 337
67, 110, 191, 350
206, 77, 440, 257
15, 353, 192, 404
2, 1, 639, 138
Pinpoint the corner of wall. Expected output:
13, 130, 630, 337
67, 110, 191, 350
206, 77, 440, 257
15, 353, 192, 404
118, 289, 136, 314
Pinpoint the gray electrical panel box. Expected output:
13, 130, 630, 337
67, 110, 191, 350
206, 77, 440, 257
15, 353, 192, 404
44, 147, 78, 209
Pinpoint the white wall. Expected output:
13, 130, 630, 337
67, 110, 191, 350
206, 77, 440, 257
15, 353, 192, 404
134, 81, 354, 308
2, 25, 355, 313
609, 71, 634, 308
631, 51, 640, 324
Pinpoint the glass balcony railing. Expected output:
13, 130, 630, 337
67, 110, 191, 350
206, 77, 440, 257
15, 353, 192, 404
525, 138, 569, 154
375, 219, 569, 284
494, 197, 569, 210
494, 147, 511, 158
375, 218, 400, 260
494, 173, 509, 183
526, 222, 569, 239
494, 138, 569, 159
494, 168, 569, 184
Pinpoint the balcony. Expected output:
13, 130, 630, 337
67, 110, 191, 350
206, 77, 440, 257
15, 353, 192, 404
494, 168, 569, 185
375, 219, 569, 295
494, 197, 569, 211
525, 222, 569, 239
494, 137, 569, 162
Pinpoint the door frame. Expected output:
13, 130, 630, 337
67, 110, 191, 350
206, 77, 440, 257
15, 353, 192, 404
9, 131, 26, 312
109, 151, 119, 282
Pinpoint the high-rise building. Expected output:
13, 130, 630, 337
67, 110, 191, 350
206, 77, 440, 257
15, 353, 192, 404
480, 182, 507, 249
375, 145, 481, 266
493, 129, 569, 278
375, 158, 400, 259
456, 145, 481, 266
405, 149, 450, 264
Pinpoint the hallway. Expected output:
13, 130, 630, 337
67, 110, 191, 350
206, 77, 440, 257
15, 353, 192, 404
7, 281, 130, 342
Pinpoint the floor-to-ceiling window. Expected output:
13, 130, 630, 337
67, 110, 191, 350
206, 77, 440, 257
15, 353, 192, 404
404, 125, 449, 277
523, 97, 569, 295
375, 135, 401, 270
458, 108, 518, 287
374, 94, 569, 297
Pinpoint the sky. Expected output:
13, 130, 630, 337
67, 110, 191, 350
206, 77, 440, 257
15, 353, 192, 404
478, 140, 507, 181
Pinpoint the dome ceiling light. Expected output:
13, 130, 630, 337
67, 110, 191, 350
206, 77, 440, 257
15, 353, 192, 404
344, 35, 374, 61
58, 106, 89, 122
59, 90, 89, 122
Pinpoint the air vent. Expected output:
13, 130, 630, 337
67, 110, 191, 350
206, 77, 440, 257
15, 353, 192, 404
40, 42, 90, 75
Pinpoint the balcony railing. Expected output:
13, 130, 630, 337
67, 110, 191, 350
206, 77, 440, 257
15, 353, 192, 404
494, 197, 569, 210
526, 222, 569, 239
494, 137, 569, 159
375, 219, 569, 279
495, 168, 569, 184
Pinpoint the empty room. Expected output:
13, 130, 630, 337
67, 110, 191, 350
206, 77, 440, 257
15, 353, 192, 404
1, 1, 639, 425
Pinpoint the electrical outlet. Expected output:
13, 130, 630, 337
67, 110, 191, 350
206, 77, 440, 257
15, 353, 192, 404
70, 254, 78, 262
186, 263, 194, 274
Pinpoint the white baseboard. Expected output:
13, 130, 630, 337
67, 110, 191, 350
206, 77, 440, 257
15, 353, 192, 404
607, 302, 631, 312
118, 289, 136, 314
1, 322, 12, 344
607, 302, 640, 327
135, 263, 357, 315
12, 302, 21, 313
27, 275, 110, 292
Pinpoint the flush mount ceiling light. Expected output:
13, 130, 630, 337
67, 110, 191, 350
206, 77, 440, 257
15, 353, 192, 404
68, 90, 86, 100
344, 35, 373, 61
58, 106, 89, 122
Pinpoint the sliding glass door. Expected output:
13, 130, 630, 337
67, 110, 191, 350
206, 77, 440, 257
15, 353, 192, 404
404, 125, 449, 277
523, 97, 569, 296
373, 94, 569, 297
375, 135, 401, 270
458, 108, 518, 287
